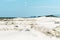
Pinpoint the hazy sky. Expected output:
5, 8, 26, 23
0, 0, 60, 17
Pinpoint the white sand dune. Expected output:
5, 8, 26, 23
0, 30, 60, 40
0, 17, 60, 40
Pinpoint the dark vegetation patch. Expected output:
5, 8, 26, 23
45, 15, 58, 17
0, 17, 16, 21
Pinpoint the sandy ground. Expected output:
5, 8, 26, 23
0, 30, 60, 40
0, 17, 60, 40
